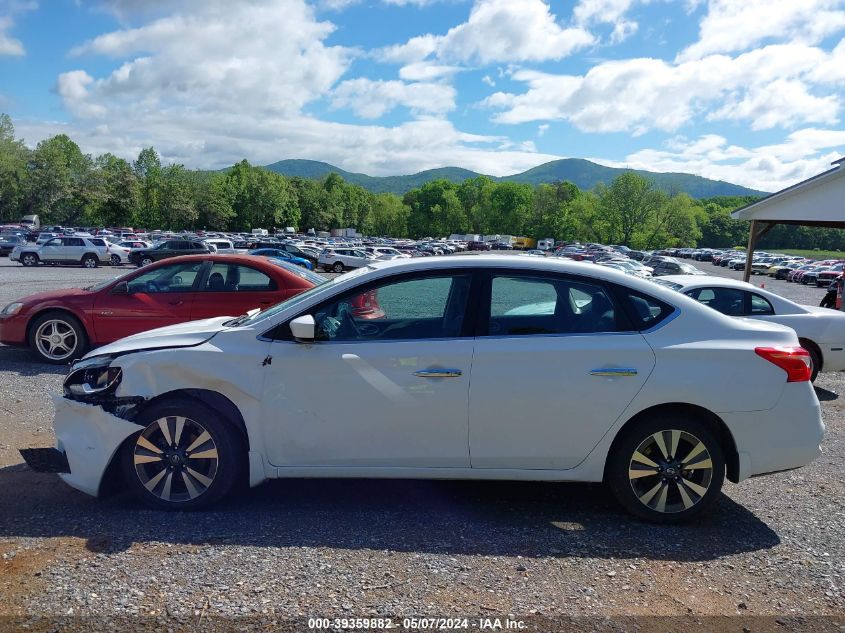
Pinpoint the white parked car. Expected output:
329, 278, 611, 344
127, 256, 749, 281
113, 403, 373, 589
204, 239, 237, 254
656, 275, 845, 381
11, 235, 111, 268
22, 256, 823, 522
318, 247, 375, 272
365, 246, 410, 260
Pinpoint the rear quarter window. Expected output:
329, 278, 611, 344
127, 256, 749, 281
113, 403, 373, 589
619, 288, 675, 331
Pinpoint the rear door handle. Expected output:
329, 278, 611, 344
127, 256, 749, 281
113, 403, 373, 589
414, 369, 463, 378
168, 300, 183, 306
589, 368, 638, 377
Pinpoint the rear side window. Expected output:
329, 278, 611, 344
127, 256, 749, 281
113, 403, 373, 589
88, 238, 106, 247
488, 275, 620, 335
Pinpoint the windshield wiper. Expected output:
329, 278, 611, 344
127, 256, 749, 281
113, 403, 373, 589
223, 307, 262, 327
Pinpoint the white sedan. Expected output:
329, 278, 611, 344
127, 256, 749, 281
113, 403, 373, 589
656, 275, 845, 381
22, 256, 823, 522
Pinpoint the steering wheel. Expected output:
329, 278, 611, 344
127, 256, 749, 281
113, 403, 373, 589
335, 303, 362, 339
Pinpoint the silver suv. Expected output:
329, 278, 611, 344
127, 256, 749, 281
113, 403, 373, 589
11, 236, 111, 268
318, 247, 375, 272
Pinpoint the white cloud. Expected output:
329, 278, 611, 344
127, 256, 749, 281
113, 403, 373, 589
331, 78, 456, 118
61, 0, 352, 120
0, 15, 23, 55
381, 0, 595, 77
482, 43, 843, 133
593, 128, 845, 191
0, 1, 36, 56
574, 0, 638, 43
537, 123, 549, 136
679, 0, 845, 61
482, 74, 495, 87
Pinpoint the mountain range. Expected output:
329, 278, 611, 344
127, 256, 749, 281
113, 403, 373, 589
263, 158, 766, 198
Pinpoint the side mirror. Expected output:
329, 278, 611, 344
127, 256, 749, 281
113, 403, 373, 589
289, 314, 315, 341
112, 281, 129, 295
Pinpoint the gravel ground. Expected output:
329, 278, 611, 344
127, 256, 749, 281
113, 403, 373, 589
0, 256, 843, 631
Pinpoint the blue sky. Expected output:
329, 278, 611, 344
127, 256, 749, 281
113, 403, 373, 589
1, 0, 845, 191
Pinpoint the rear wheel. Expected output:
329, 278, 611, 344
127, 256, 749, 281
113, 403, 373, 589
110, 254, 121, 266
140, 256, 153, 267
801, 339, 822, 382
28, 311, 88, 364
332, 262, 344, 273
21, 253, 38, 267
81, 254, 98, 268
122, 397, 243, 510
607, 415, 725, 523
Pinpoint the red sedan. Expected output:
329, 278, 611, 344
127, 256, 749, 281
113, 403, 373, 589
0, 254, 323, 363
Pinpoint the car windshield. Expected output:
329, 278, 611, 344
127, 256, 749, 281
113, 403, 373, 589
238, 265, 371, 326
85, 268, 140, 292
266, 258, 326, 285
651, 278, 683, 291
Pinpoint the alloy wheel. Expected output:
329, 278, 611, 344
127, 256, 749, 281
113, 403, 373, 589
33, 319, 78, 361
110, 254, 121, 266
628, 429, 713, 514
83, 257, 97, 268
132, 416, 219, 503
141, 257, 153, 266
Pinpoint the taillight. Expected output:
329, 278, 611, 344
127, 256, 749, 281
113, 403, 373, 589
755, 346, 812, 382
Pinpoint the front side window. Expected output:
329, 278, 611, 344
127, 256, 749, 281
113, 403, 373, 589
203, 263, 275, 292
127, 261, 204, 293
488, 275, 619, 336
311, 274, 472, 342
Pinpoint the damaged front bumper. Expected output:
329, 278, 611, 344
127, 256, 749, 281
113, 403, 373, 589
19, 396, 142, 497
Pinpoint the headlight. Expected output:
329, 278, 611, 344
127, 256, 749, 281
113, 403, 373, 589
64, 357, 122, 398
1, 302, 23, 316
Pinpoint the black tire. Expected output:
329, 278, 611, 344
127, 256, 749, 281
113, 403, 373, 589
81, 254, 98, 269
21, 253, 39, 267
332, 262, 344, 273
607, 414, 725, 523
801, 339, 822, 382
110, 254, 121, 266
27, 310, 89, 364
122, 397, 244, 511
140, 257, 153, 267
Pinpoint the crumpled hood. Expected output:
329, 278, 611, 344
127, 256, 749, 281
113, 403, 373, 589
84, 316, 232, 358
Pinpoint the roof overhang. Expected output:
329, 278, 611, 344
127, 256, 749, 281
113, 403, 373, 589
731, 161, 845, 229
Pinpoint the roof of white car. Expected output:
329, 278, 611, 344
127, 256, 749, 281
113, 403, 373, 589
657, 275, 760, 289
363, 254, 668, 295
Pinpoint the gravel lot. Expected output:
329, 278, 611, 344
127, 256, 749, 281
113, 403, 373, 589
0, 256, 843, 631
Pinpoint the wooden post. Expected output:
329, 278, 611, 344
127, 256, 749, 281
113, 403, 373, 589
742, 220, 757, 282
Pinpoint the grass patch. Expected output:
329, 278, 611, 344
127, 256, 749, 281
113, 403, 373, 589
771, 248, 845, 260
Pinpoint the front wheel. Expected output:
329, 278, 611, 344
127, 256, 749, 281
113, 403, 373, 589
332, 262, 344, 273
122, 397, 244, 510
607, 415, 725, 523
21, 253, 39, 267
28, 311, 88, 364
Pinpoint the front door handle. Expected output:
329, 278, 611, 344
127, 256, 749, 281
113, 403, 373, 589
589, 368, 638, 377
168, 300, 183, 306
414, 369, 463, 378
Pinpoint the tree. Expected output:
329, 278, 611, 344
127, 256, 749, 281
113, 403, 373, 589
159, 164, 198, 229
25, 134, 91, 225
0, 114, 29, 223
133, 148, 162, 228
86, 154, 139, 227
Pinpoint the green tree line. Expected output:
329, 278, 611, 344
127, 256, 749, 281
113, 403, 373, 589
1, 114, 840, 249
